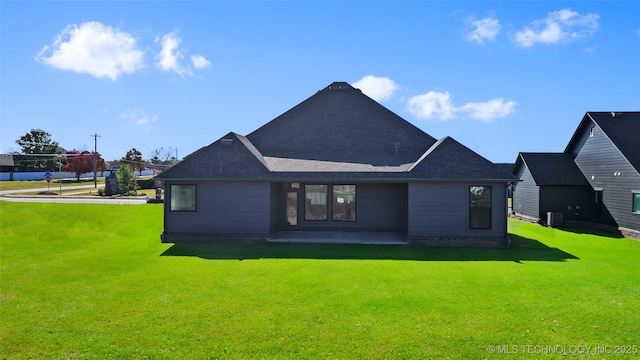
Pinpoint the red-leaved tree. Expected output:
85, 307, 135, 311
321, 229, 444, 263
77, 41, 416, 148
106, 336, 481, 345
63, 150, 94, 181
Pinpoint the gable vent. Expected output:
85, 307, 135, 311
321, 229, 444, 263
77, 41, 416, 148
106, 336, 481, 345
220, 138, 233, 147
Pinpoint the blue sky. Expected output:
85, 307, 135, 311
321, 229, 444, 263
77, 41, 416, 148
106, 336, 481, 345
1, 1, 639, 163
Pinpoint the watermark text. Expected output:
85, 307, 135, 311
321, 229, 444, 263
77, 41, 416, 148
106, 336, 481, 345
486, 344, 638, 356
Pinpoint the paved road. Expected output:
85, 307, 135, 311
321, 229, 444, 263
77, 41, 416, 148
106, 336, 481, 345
0, 184, 150, 204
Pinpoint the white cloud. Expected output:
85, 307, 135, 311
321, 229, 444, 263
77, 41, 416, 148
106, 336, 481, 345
466, 16, 501, 44
36, 21, 144, 81
120, 109, 158, 127
513, 9, 599, 48
156, 29, 193, 77
462, 98, 518, 121
406, 91, 457, 120
352, 75, 399, 102
407, 91, 516, 121
191, 54, 211, 69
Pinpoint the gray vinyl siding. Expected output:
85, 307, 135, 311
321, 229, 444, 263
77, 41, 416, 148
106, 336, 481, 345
297, 183, 407, 231
164, 181, 271, 235
573, 122, 640, 231
407, 182, 506, 238
513, 165, 539, 220
357, 183, 407, 231
269, 183, 282, 234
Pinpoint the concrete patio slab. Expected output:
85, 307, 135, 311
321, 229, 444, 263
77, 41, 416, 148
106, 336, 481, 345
269, 231, 407, 245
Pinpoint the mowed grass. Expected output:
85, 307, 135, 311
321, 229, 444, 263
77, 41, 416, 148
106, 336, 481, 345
0, 179, 99, 191
1, 203, 638, 359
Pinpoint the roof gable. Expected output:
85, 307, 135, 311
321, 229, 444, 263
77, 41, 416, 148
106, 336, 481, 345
566, 112, 640, 171
157, 132, 270, 179
409, 137, 516, 180
515, 152, 589, 186
158, 82, 513, 181
247, 82, 436, 166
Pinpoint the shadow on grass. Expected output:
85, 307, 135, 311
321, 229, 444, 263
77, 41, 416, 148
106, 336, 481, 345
160, 234, 579, 262
557, 226, 624, 239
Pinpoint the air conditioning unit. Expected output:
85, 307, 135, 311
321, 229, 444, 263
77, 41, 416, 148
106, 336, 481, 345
547, 212, 563, 228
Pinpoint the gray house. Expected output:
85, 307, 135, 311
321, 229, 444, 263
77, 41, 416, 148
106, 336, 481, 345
512, 112, 639, 237
566, 112, 640, 236
157, 82, 516, 247
512, 153, 593, 223
0, 154, 15, 173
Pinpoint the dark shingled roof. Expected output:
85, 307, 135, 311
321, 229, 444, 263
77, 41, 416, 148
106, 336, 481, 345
494, 163, 515, 175
247, 82, 436, 166
409, 137, 517, 180
515, 153, 589, 186
158, 132, 271, 179
585, 112, 640, 171
0, 154, 15, 167
159, 82, 514, 182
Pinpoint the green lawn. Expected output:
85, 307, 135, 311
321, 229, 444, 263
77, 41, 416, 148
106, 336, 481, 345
0, 179, 100, 191
1, 203, 638, 359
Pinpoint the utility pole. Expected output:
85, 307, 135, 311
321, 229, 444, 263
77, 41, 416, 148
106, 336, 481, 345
91, 133, 100, 188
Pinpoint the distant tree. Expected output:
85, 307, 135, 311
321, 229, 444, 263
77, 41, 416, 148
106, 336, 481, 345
116, 163, 139, 196
97, 157, 107, 177
122, 148, 145, 175
63, 150, 93, 181
14, 129, 61, 171
150, 147, 177, 170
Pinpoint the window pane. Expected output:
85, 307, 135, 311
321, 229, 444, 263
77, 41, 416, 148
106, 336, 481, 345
287, 192, 297, 226
633, 193, 640, 214
333, 185, 356, 221
170, 184, 197, 211
305, 185, 327, 220
470, 186, 491, 229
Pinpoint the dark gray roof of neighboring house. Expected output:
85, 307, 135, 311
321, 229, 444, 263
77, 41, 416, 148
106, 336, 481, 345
158, 82, 515, 182
515, 153, 590, 186
565, 111, 640, 172
0, 154, 15, 167
586, 112, 640, 171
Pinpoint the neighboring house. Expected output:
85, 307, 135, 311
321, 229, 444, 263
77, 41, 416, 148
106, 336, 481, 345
0, 154, 15, 173
512, 112, 639, 237
157, 82, 516, 247
566, 112, 640, 236
512, 153, 593, 223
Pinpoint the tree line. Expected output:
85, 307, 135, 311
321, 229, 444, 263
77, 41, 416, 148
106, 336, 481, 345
9, 129, 177, 180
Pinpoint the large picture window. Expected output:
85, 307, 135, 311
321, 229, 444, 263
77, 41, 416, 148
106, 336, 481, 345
332, 185, 356, 221
170, 184, 197, 212
305, 185, 327, 220
470, 186, 492, 229
633, 192, 640, 214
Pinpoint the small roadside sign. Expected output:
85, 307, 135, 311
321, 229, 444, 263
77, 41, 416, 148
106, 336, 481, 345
44, 171, 52, 183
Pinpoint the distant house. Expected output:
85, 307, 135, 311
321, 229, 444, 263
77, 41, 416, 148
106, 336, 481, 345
0, 154, 15, 173
512, 112, 640, 237
157, 82, 516, 247
512, 153, 593, 223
